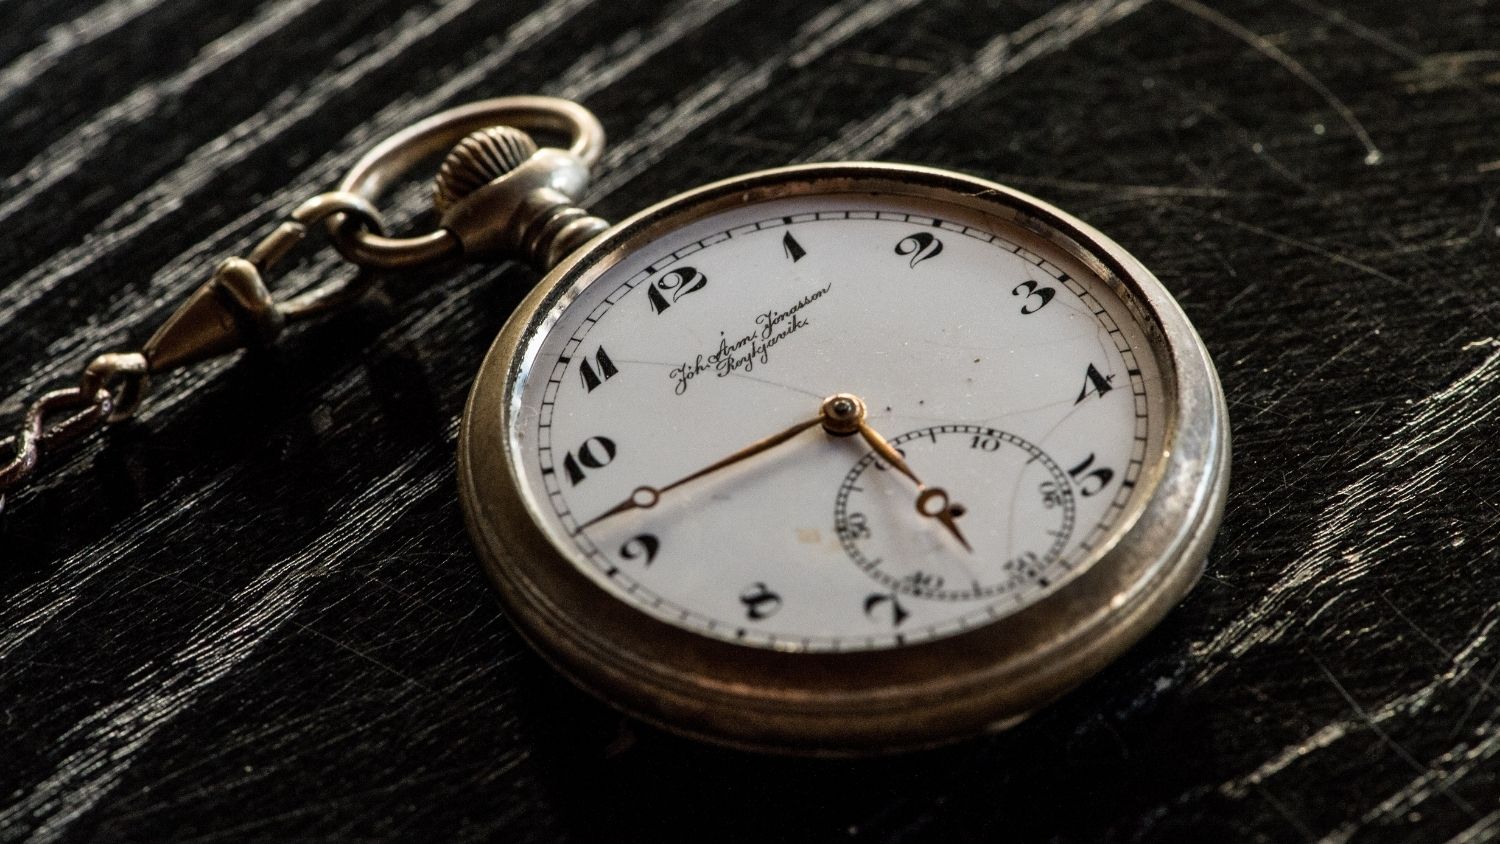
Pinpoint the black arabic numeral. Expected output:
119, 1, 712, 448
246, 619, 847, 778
841, 512, 871, 540
646, 284, 670, 315
1067, 452, 1115, 497
578, 345, 619, 393
1075, 363, 1115, 404
1011, 280, 1055, 314
864, 592, 910, 627
619, 534, 660, 566
969, 433, 1002, 452
898, 570, 944, 595
561, 436, 617, 486
1003, 551, 1042, 580
894, 232, 943, 267
739, 582, 782, 621
782, 231, 807, 262
1039, 480, 1067, 509
647, 266, 708, 315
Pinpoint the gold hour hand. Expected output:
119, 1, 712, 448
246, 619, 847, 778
854, 421, 920, 486
848, 405, 973, 553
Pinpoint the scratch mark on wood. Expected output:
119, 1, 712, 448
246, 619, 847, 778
1393, 51, 1500, 94
0, 0, 171, 103
813, 0, 1153, 161
0, 0, 331, 226
984, 173, 1241, 200
1165, 0, 1384, 165
1141, 71, 1314, 191
550, 0, 745, 100
1335, 720, 1500, 839
1312, 656, 1478, 820
1253, 781, 1319, 841
0, 475, 233, 660
1199, 209, 1405, 286
1188, 342, 1500, 683
588, 0, 927, 198
1210, 607, 1500, 802
0, 457, 450, 841
1249, 335, 1364, 421
1448, 808, 1500, 843
1282, 0, 1426, 66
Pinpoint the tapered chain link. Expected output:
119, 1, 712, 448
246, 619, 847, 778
1, 98, 609, 516
0, 192, 384, 514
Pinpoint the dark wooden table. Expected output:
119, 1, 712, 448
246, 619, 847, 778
2, 0, 1498, 840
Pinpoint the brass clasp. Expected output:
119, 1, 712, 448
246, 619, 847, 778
0, 97, 610, 511
142, 192, 384, 373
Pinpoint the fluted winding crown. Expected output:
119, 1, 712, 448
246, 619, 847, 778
433, 126, 539, 211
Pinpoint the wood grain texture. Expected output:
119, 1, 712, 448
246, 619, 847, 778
1, 0, 1498, 840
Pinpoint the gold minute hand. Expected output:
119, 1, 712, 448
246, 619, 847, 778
578, 414, 825, 530
580, 393, 879, 530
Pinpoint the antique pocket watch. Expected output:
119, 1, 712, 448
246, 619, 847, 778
0, 98, 1229, 754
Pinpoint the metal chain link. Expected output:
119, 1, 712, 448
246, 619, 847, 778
0, 191, 386, 514
0, 97, 610, 516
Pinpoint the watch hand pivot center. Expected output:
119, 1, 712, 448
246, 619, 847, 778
820, 392, 866, 436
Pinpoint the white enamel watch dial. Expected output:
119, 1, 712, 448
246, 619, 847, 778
459, 163, 1228, 753
512, 195, 1159, 650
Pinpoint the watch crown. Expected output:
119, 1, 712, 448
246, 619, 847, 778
433, 126, 539, 211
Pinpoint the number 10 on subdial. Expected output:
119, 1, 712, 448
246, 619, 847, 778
834, 425, 1076, 602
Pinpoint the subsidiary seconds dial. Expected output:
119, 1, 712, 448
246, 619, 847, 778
835, 424, 1076, 602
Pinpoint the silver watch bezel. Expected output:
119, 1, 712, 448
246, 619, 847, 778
458, 162, 1230, 754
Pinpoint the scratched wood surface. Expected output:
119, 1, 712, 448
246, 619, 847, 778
1, 0, 1498, 840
